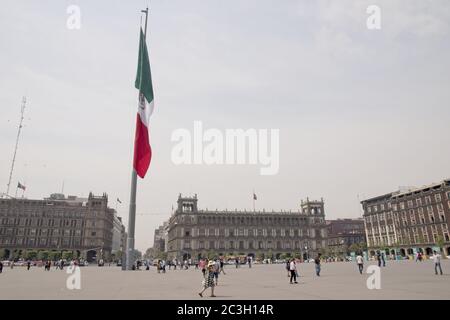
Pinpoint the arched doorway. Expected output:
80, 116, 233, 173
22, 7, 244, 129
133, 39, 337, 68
369, 250, 376, 257
247, 253, 255, 259
302, 253, 307, 261
86, 250, 97, 263
425, 247, 433, 256
407, 248, 413, 255
418, 248, 424, 253
184, 253, 191, 261
400, 248, 406, 257
446, 247, 450, 256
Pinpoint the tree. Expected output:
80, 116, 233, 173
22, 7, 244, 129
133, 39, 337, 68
256, 251, 264, 261
48, 251, 60, 261
207, 250, 216, 260
23, 250, 38, 260
348, 243, 359, 254
0, 249, 6, 259
37, 250, 49, 261
435, 236, 447, 259
62, 251, 73, 260
114, 250, 123, 261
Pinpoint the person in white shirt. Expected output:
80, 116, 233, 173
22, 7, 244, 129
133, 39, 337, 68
432, 251, 443, 275
289, 259, 298, 284
356, 254, 364, 274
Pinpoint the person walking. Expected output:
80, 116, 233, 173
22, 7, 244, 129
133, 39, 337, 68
198, 261, 216, 298
248, 256, 252, 268
213, 259, 220, 286
432, 251, 443, 275
376, 251, 381, 267
314, 253, 322, 276
199, 258, 206, 277
219, 258, 226, 275
356, 253, 364, 274
27, 260, 31, 270
285, 260, 290, 277
235, 257, 239, 269
381, 252, 386, 267
289, 259, 298, 284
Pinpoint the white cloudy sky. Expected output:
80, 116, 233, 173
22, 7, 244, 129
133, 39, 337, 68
1, 0, 449, 252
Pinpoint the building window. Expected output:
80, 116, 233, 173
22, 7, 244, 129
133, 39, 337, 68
435, 194, 442, 202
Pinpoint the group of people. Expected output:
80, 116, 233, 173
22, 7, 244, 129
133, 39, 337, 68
285, 253, 323, 284
198, 257, 227, 298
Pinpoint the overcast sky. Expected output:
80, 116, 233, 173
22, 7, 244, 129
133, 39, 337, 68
1, 0, 449, 252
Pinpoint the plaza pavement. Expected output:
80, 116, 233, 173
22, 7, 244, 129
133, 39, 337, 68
0, 260, 449, 299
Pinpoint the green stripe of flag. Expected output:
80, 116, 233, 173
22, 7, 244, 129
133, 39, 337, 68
135, 28, 154, 103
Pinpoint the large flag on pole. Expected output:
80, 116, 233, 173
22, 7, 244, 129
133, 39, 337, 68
133, 28, 154, 179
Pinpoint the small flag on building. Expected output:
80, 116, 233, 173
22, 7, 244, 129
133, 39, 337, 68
117, 198, 122, 204
17, 182, 26, 190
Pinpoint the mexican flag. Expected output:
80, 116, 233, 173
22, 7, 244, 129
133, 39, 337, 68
133, 28, 154, 178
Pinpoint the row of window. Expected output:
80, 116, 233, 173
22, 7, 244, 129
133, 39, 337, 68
368, 230, 450, 246
0, 237, 82, 247
0, 227, 83, 237
181, 228, 325, 238
365, 204, 447, 224
366, 192, 450, 213
181, 215, 320, 226
183, 239, 320, 251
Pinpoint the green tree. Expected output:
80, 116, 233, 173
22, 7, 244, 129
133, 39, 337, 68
207, 250, 216, 260
37, 250, 49, 261
29, 250, 38, 260
48, 251, 59, 261
0, 248, 6, 259
349, 243, 360, 254
435, 236, 447, 259
256, 251, 264, 261
62, 251, 73, 260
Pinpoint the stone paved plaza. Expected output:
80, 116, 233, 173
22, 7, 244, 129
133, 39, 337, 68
0, 260, 449, 299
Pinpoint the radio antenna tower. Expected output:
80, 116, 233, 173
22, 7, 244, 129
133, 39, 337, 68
6, 96, 27, 197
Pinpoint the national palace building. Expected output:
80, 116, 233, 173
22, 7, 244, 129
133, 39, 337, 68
361, 178, 450, 257
165, 194, 328, 261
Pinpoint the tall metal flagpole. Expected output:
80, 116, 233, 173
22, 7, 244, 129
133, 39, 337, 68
126, 7, 149, 271
6, 96, 26, 197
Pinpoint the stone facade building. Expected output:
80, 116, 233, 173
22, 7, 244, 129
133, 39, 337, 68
361, 179, 450, 257
0, 192, 122, 261
166, 194, 328, 261
326, 218, 366, 256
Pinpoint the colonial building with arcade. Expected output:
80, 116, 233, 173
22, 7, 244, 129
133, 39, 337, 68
165, 194, 328, 261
